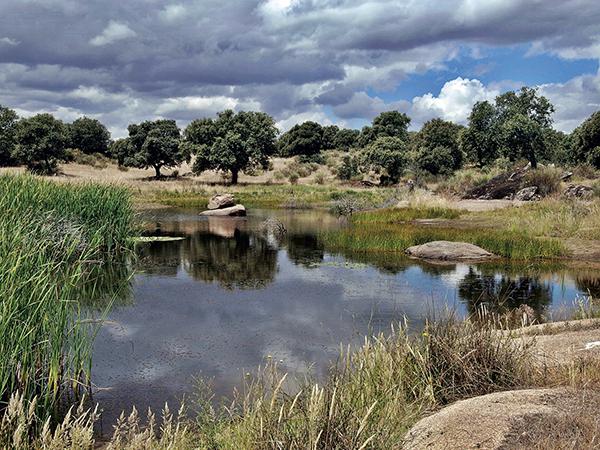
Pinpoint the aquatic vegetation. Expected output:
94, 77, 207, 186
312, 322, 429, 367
0, 317, 535, 448
351, 206, 461, 223
0, 174, 133, 421
321, 222, 565, 259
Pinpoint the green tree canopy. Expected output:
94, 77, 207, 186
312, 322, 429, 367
359, 136, 407, 185
186, 110, 278, 184
496, 87, 554, 168
570, 111, 600, 167
413, 118, 464, 172
277, 121, 323, 160
333, 128, 360, 150
357, 111, 411, 147
460, 101, 500, 167
14, 113, 68, 174
68, 117, 111, 155
0, 105, 18, 166
321, 125, 340, 150
120, 119, 186, 178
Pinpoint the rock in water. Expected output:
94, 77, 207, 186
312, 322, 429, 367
207, 194, 235, 210
405, 241, 494, 261
200, 204, 246, 216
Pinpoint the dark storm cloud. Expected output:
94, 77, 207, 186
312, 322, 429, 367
0, 0, 599, 135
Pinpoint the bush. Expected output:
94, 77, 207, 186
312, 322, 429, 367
572, 163, 599, 180
314, 171, 326, 185
415, 146, 454, 175
68, 149, 110, 169
288, 172, 299, 184
525, 167, 562, 196
360, 136, 407, 185
337, 154, 360, 181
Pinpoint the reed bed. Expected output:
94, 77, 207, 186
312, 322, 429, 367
0, 174, 133, 421
0, 317, 535, 449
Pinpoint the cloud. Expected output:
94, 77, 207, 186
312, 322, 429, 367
0, 0, 598, 136
90, 21, 137, 46
410, 78, 499, 126
0, 37, 19, 46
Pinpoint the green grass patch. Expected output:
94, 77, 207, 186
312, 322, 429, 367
0, 174, 134, 421
321, 223, 565, 259
141, 184, 395, 209
352, 206, 461, 223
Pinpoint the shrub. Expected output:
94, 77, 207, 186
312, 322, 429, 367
359, 136, 407, 185
525, 167, 561, 196
337, 154, 360, 181
415, 146, 454, 175
288, 172, 299, 184
314, 171, 326, 185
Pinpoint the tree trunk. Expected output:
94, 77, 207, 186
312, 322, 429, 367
231, 169, 239, 185
154, 165, 161, 179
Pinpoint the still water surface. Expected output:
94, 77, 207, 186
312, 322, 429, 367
91, 208, 600, 425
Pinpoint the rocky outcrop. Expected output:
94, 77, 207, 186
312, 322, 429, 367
463, 166, 530, 200
514, 186, 540, 201
403, 388, 595, 450
199, 204, 246, 216
405, 241, 495, 261
563, 184, 593, 199
207, 194, 236, 210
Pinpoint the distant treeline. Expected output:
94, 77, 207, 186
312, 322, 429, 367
1, 86, 599, 183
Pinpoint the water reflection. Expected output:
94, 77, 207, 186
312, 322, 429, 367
457, 267, 552, 318
92, 208, 600, 425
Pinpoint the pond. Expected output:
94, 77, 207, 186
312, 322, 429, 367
91, 207, 600, 427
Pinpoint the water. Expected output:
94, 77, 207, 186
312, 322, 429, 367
91, 208, 600, 426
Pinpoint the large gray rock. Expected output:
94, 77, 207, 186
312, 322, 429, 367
200, 204, 246, 216
514, 186, 539, 201
405, 241, 495, 261
207, 194, 235, 210
563, 184, 593, 199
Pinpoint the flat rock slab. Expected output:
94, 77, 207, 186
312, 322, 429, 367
207, 194, 235, 210
199, 204, 246, 216
405, 241, 495, 261
403, 388, 593, 450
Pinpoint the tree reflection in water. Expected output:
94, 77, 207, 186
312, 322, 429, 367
458, 267, 552, 318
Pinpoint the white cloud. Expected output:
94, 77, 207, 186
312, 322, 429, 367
539, 70, 600, 132
276, 110, 333, 131
0, 37, 19, 46
410, 77, 499, 126
155, 95, 260, 116
159, 4, 187, 22
90, 21, 136, 46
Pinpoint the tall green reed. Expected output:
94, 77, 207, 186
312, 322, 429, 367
0, 174, 133, 420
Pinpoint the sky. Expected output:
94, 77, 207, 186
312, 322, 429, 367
0, 0, 599, 138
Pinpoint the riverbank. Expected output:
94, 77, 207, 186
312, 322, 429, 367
5, 315, 600, 448
4, 161, 599, 261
